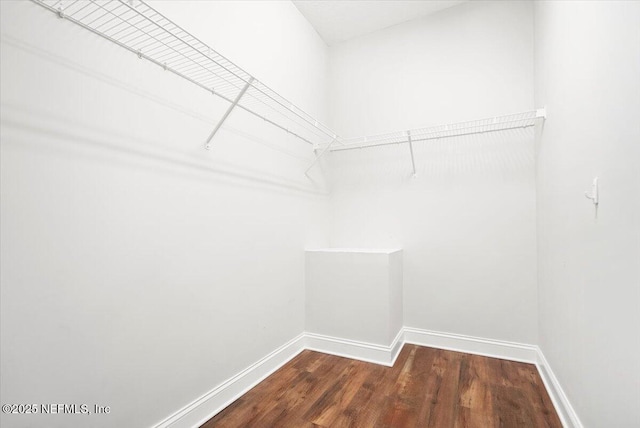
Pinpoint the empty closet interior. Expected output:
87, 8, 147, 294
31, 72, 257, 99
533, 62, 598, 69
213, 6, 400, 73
1, 1, 638, 427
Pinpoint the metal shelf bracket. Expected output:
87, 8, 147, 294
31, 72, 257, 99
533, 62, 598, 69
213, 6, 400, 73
205, 77, 254, 150
407, 130, 417, 178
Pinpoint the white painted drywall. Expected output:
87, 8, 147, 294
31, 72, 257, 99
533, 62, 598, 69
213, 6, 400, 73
534, 1, 640, 426
327, 0, 534, 136
0, 1, 329, 427
292, 0, 466, 46
305, 249, 403, 345
325, 0, 538, 344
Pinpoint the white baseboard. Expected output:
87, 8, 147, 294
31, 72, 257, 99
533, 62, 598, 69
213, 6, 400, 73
403, 327, 538, 363
304, 329, 404, 367
402, 327, 582, 428
153, 333, 306, 428
154, 328, 581, 428
535, 348, 583, 428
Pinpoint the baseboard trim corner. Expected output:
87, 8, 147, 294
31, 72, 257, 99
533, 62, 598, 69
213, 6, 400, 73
535, 348, 583, 428
304, 329, 403, 367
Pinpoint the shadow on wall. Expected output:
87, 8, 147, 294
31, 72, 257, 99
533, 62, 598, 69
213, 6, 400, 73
1, 102, 328, 197
0, 34, 328, 196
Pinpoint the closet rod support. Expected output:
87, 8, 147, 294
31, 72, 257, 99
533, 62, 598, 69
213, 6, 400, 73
205, 77, 254, 150
305, 136, 338, 175
407, 130, 417, 177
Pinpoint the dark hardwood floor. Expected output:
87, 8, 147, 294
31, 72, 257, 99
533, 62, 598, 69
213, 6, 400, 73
201, 344, 562, 427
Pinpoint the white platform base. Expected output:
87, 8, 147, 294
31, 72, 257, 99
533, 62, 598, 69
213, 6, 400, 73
154, 327, 581, 428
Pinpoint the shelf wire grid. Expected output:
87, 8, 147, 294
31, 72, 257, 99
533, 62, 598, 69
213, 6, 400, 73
31, 0, 337, 146
331, 110, 542, 152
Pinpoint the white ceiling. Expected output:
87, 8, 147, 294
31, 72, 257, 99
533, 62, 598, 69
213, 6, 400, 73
292, 0, 467, 46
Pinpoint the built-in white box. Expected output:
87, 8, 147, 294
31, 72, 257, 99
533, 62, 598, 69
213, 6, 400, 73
305, 248, 403, 347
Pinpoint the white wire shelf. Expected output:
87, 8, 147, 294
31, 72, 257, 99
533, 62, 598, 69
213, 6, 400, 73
29, 0, 546, 176
324, 109, 545, 177
30, 0, 337, 148
331, 109, 545, 153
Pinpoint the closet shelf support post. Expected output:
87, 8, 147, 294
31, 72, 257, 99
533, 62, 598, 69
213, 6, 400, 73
407, 130, 417, 177
205, 77, 254, 150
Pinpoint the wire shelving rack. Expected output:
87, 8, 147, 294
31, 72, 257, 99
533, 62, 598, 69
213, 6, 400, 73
30, 0, 338, 149
30, 1, 546, 176
332, 110, 545, 152
326, 109, 546, 176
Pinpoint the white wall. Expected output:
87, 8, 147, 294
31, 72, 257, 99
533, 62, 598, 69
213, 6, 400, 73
325, 0, 538, 344
534, 1, 640, 427
327, 0, 534, 137
0, 1, 329, 427
153, 1, 328, 124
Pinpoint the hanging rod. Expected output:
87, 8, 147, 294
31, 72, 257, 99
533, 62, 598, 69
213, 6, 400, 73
330, 109, 546, 153
30, 0, 338, 148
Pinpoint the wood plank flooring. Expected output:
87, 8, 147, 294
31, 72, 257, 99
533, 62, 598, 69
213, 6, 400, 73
201, 345, 562, 427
